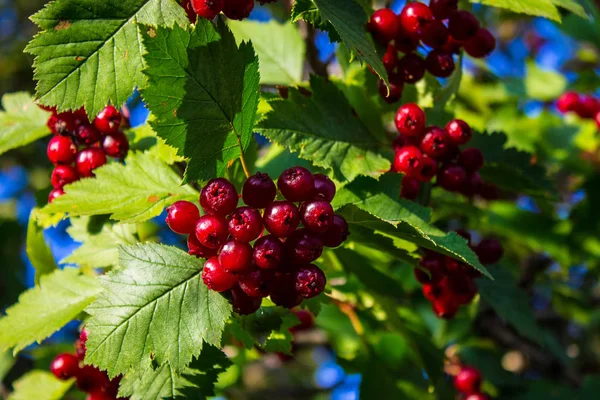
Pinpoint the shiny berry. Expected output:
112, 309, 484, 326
93, 105, 121, 134
219, 239, 253, 273
253, 235, 283, 270
420, 127, 451, 158
438, 164, 467, 191
422, 278, 453, 302
421, 20, 449, 49
458, 148, 484, 172
400, 2, 433, 35
51, 165, 79, 189
454, 366, 483, 394
242, 172, 276, 208
322, 214, 350, 248
401, 176, 420, 200
195, 214, 229, 249
379, 78, 404, 104
286, 229, 324, 265
382, 44, 398, 73
200, 178, 239, 217
395, 103, 426, 137
464, 28, 496, 58
475, 238, 503, 265
188, 234, 218, 258
48, 188, 65, 203
429, 0, 458, 20
270, 273, 303, 309
395, 25, 420, 54
47, 136, 77, 165
238, 269, 273, 298
278, 166, 315, 202
166, 200, 200, 234
264, 200, 300, 238
181, 0, 197, 23
596, 112, 600, 129
397, 53, 426, 83
300, 199, 334, 233
414, 254, 444, 284
74, 123, 101, 146
394, 145, 423, 177
102, 131, 129, 159
47, 112, 76, 135
50, 353, 80, 380
75, 365, 110, 393
441, 35, 464, 54
432, 298, 459, 319
556, 91, 581, 113
76, 148, 107, 178
446, 119, 472, 145
294, 264, 326, 299
367, 8, 400, 44
425, 50, 455, 78
227, 206, 263, 243
222, 0, 254, 20
231, 284, 262, 314
202, 256, 238, 292
416, 155, 438, 182
448, 11, 480, 41
312, 174, 336, 202
191, 0, 224, 19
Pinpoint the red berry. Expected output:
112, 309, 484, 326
200, 178, 239, 217
187, 234, 218, 259
556, 91, 581, 114
191, 0, 224, 19
219, 239, 253, 273
227, 206, 263, 243
395, 25, 420, 54
300, 199, 334, 233
416, 155, 438, 182
438, 164, 467, 191
263, 200, 300, 238
379, 78, 404, 104
441, 35, 464, 54
181, 0, 197, 23
75, 339, 86, 361
460, 172, 483, 198
475, 238, 503, 265
195, 214, 229, 249
575, 95, 600, 118
166, 200, 200, 234
285, 229, 324, 265
465, 394, 489, 400
397, 53, 426, 84
51, 165, 79, 189
294, 264, 326, 299
432, 297, 459, 319
425, 50, 455, 78
50, 353, 80, 380
74, 123, 102, 146
401, 176, 420, 200
454, 366, 483, 394
202, 256, 238, 292
429, 0, 458, 20
421, 20, 449, 49
394, 145, 423, 178
312, 174, 336, 202
222, 0, 254, 20
242, 172, 276, 208
47, 136, 77, 165
76, 148, 107, 178
395, 103, 426, 137
448, 11, 480, 41
458, 148, 485, 172
278, 167, 315, 202
231, 284, 262, 314
47, 112, 76, 135
420, 127, 451, 159
446, 119, 472, 145
596, 112, 600, 129
102, 131, 129, 159
322, 214, 350, 248
48, 188, 65, 203
93, 105, 121, 134
414, 254, 444, 284
399, 2, 433, 35
422, 278, 453, 302
289, 310, 315, 332
80, 328, 89, 344
382, 44, 399, 73
448, 275, 477, 305
253, 235, 283, 269
464, 28, 496, 58
270, 273, 303, 309
75, 365, 110, 393
238, 269, 273, 297
368, 9, 399, 44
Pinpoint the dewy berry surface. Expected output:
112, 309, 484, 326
227, 206, 263, 243
200, 178, 239, 217
242, 172, 276, 208
166, 200, 200, 234
195, 214, 229, 249
278, 166, 315, 202
263, 200, 300, 238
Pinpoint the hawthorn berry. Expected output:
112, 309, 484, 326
238, 269, 273, 298
382, 44, 399, 73
242, 172, 276, 208
429, 0, 459, 20
401, 176, 420, 200
394, 145, 423, 178
438, 164, 467, 192
294, 264, 326, 299
421, 20, 449, 49
397, 53, 426, 84
596, 112, 600, 130
425, 50, 456, 78
448, 275, 477, 305
253, 235, 283, 269
195, 214, 229, 249
286, 229, 324, 265
432, 297, 459, 319
50, 353, 80, 380
414, 254, 444, 284
576, 95, 600, 119
166, 200, 200, 234
464, 28, 496, 58
93, 105, 121, 134
191, 0, 224, 19
219, 239, 253, 273
367, 9, 399, 44
312, 174, 336, 202
417, 155, 438, 182
202, 256, 238, 292
47, 112, 76, 135
187, 234, 218, 259
446, 119, 472, 145
76, 148, 107, 178
227, 206, 263, 243
556, 91, 581, 113
102, 131, 129, 159
448, 11, 480, 41
321, 214, 350, 248
200, 178, 239, 217
379, 78, 404, 104
475, 238, 503, 265
395, 103, 426, 137
399, 2, 433, 35
454, 366, 483, 394
422, 278, 453, 303
300, 199, 334, 233
395, 25, 420, 54
51, 165, 79, 189
263, 200, 300, 238
270, 273, 303, 309
230, 284, 263, 314
441, 35, 464, 54
278, 166, 315, 202
75, 365, 110, 393
48, 188, 65, 203
47, 136, 77, 165
420, 127, 451, 158
74, 123, 102, 146
458, 148, 485, 172
181, 0, 197, 23
222, 0, 254, 20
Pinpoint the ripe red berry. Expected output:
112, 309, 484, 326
367, 8, 400, 44
394, 145, 423, 177
286, 229, 324, 265
438, 164, 467, 191
454, 366, 483, 394
47, 112, 76, 135
416, 155, 438, 182
231, 283, 262, 314
278, 166, 315, 202
238, 269, 273, 298
401, 176, 420, 200
425, 50, 455, 78
420, 127, 451, 158
191, 0, 224, 19
202, 256, 238, 292
446, 119, 472, 145
74, 123, 102, 146
422, 278, 453, 302
222, 0, 254, 20
458, 148, 485, 172
464, 28, 496, 58
181, 0, 197, 23
448, 275, 477, 305
187, 234, 218, 259
382, 44, 399, 73
253, 235, 283, 269
395, 25, 420, 54
93, 105, 121, 134
76, 148, 107, 178
51, 165, 79, 189
102, 131, 129, 159
300, 199, 334, 233
219, 239, 253, 273
47, 136, 77, 165
421, 20, 449, 49
227, 206, 263, 243
166, 200, 200, 234
414, 254, 444, 284
429, 0, 458, 20
312, 174, 336, 202
75, 365, 110, 393
464, 394, 489, 400
395, 103, 426, 137
195, 214, 229, 249
475, 238, 503, 265
432, 297, 459, 319
294, 264, 326, 299
448, 11, 480, 41
200, 178, 239, 217
270, 273, 303, 309
397, 53, 426, 83
400, 2, 433, 35
441, 35, 464, 54
321, 214, 350, 248
242, 172, 276, 208
263, 200, 300, 238
50, 353, 80, 380
48, 188, 65, 203
556, 91, 581, 113
575, 95, 600, 119
379, 78, 404, 104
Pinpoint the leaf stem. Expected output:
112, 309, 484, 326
238, 141, 251, 178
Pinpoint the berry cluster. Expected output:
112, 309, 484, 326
182, 0, 277, 22
556, 91, 600, 129
45, 105, 129, 203
454, 365, 489, 400
416, 232, 503, 319
50, 328, 125, 400
392, 103, 498, 201
367, 1, 496, 103
165, 167, 350, 314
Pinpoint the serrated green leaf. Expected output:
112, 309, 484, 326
141, 18, 260, 182
26, 208, 57, 284
0, 268, 102, 353
256, 76, 391, 182
40, 152, 198, 223
470, 0, 561, 21
228, 19, 305, 85
129, 123, 184, 165
25, 0, 188, 117
85, 243, 232, 378
8, 370, 73, 400
291, 0, 341, 42
0, 92, 50, 155
549, 0, 589, 18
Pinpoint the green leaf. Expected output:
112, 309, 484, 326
129, 123, 184, 165
40, 152, 198, 223
525, 62, 568, 101
85, 243, 232, 377
256, 76, 391, 182
0, 268, 102, 353
25, 0, 188, 117
228, 19, 305, 85
470, 0, 561, 21
549, 0, 589, 18
0, 92, 50, 156
8, 370, 73, 400
26, 209, 57, 284
232, 307, 298, 354
291, 0, 341, 42
434, 55, 463, 108
141, 18, 260, 182
63, 217, 138, 269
